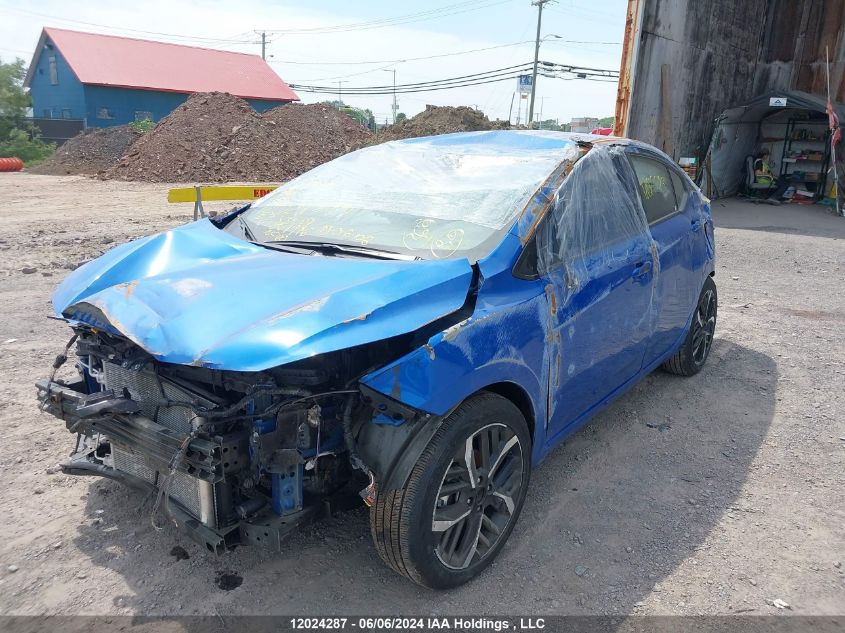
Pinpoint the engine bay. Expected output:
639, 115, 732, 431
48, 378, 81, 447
36, 328, 396, 552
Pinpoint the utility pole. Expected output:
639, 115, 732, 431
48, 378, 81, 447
528, 0, 550, 128
337, 80, 344, 104
508, 92, 515, 124
392, 69, 397, 124
383, 69, 398, 124
254, 31, 270, 60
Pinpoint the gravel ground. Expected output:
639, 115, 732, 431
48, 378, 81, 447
0, 174, 842, 617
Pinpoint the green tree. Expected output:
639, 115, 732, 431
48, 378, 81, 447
0, 57, 54, 164
323, 100, 377, 131
596, 116, 614, 128
0, 59, 29, 138
536, 119, 562, 131
395, 112, 407, 123
129, 117, 156, 133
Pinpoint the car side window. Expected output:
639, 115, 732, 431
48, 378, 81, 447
669, 169, 689, 210
525, 145, 649, 277
629, 155, 677, 225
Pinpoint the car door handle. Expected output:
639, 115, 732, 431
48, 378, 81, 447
632, 261, 652, 278
691, 219, 702, 232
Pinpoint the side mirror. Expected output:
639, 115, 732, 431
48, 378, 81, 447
513, 238, 540, 280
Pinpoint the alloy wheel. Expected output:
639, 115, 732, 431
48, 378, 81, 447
432, 423, 524, 570
691, 287, 716, 365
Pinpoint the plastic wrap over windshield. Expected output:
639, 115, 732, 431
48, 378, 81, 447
244, 131, 579, 261
534, 144, 654, 291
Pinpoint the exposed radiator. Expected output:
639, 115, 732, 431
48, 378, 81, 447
103, 362, 196, 434
102, 362, 221, 528
112, 442, 212, 525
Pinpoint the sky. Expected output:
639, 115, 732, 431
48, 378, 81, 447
0, 0, 628, 125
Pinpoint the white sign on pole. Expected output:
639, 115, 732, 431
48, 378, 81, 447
769, 97, 788, 107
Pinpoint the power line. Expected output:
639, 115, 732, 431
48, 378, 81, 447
2, 6, 259, 45
271, 38, 619, 69
546, 3, 620, 21
291, 62, 535, 92
291, 60, 617, 95
275, 41, 532, 67
296, 75, 529, 95
291, 63, 400, 83
0, 46, 33, 56
301, 62, 535, 88
261, 0, 513, 35
541, 60, 619, 75
2, 2, 511, 45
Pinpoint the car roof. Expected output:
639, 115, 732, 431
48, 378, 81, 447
385, 129, 666, 161
391, 129, 586, 152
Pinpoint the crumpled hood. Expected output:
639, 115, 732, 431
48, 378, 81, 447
54, 220, 474, 371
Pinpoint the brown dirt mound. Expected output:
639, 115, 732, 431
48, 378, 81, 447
376, 105, 510, 142
106, 92, 372, 183
30, 126, 143, 176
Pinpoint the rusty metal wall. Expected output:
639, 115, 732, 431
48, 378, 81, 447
620, 0, 845, 160
754, 0, 845, 101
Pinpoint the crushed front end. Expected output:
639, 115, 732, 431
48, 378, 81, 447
36, 328, 386, 553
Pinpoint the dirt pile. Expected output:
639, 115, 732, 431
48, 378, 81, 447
106, 92, 372, 183
30, 126, 143, 176
376, 105, 509, 142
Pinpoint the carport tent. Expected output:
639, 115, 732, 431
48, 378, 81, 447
702, 90, 844, 200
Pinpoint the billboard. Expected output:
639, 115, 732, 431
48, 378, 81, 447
517, 74, 533, 95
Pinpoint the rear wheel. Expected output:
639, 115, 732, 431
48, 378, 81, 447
370, 393, 531, 588
662, 276, 717, 376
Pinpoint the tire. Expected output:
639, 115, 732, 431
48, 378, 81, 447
370, 392, 531, 588
662, 276, 718, 376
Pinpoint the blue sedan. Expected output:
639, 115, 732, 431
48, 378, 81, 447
38, 131, 715, 588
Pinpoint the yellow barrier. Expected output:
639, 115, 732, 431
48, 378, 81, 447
167, 185, 279, 219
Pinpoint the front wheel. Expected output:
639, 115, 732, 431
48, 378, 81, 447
662, 276, 717, 376
370, 392, 531, 588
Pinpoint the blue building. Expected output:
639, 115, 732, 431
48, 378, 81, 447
24, 27, 299, 128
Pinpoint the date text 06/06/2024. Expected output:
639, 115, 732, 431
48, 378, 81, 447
288, 617, 547, 630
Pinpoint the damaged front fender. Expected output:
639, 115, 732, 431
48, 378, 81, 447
359, 244, 551, 467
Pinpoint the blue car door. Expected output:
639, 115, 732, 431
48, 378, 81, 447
627, 152, 702, 365
536, 146, 657, 441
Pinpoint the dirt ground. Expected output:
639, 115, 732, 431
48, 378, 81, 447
0, 173, 842, 617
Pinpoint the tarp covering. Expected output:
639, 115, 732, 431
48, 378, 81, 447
702, 90, 845, 199
246, 130, 583, 260
535, 144, 653, 288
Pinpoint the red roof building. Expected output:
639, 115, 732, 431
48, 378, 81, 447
24, 27, 298, 127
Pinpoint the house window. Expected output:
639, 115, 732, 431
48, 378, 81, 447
61, 109, 72, 119
134, 111, 153, 122
97, 107, 115, 120
48, 56, 58, 85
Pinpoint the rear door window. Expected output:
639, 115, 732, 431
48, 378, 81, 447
531, 145, 649, 275
629, 155, 677, 225
669, 170, 689, 210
